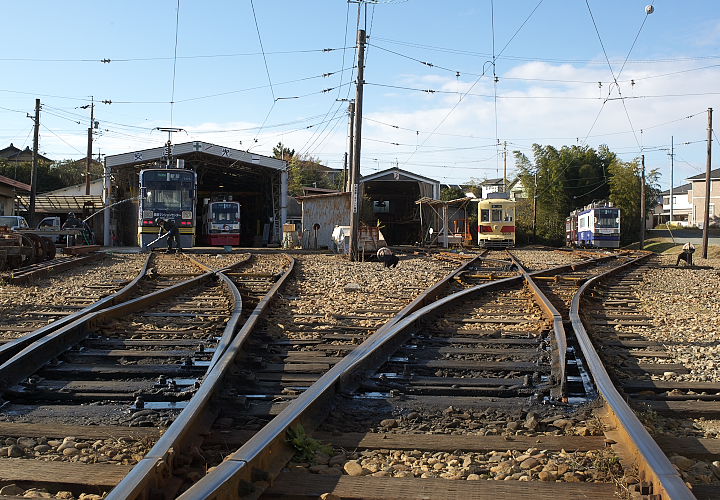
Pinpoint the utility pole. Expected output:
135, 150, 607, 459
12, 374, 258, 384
502, 141, 507, 192
28, 98, 40, 227
349, 29, 366, 261
702, 108, 713, 259
85, 97, 94, 195
347, 101, 355, 192
342, 152, 348, 192
640, 154, 646, 250
669, 136, 674, 224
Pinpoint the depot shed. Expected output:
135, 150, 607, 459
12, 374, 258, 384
104, 141, 287, 247
296, 192, 350, 249
360, 168, 440, 245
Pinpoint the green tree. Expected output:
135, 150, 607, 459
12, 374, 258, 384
514, 144, 617, 244
0, 160, 62, 193
51, 158, 103, 187
440, 186, 465, 201
272, 142, 295, 160
608, 158, 660, 245
272, 142, 338, 196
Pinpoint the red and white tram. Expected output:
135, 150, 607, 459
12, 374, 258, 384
201, 201, 241, 246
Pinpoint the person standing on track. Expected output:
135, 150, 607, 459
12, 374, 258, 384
158, 218, 181, 253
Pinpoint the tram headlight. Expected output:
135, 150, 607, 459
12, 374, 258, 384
181, 211, 193, 220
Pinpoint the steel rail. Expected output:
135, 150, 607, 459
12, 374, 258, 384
569, 253, 695, 500
0, 255, 249, 392
507, 250, 568, 400
107, 255, 295, 500
179, 273, 526, 500
7, 253, 104, 283
182, 254, 249, 369
177, 252, 627, 500
0, 253, 153, 366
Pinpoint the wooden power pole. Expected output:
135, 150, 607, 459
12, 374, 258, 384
349, 29, 366, 261
85, 98, 95, 195
640, 154, 646, 250
29, 98, 40, 227
702, 108, 713, 259
503, 141, 507, 192
347, 101, 355, 192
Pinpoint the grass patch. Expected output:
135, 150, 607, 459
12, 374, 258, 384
286, 424, 333, 463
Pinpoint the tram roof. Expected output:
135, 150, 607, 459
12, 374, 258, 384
105, 141, 286, 171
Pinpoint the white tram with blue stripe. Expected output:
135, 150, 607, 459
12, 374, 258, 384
566, 202, 621, 249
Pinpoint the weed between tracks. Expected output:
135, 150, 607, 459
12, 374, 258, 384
287, 424, 333, 463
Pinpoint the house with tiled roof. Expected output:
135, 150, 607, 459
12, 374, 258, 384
0, 143, 52, 163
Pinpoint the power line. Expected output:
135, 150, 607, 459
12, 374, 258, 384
250, 0, 275, 102
372, 35, 720, 66
0, 47, 354, 63
40, 123, 84, 155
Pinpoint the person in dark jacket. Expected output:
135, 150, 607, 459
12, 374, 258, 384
158, 218, 181, 253
62, 212, 82, 229
376, 246, 399, 268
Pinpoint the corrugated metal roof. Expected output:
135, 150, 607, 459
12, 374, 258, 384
105, 140, 286, 170
361, 167, 439, 185
15, 194, 103, 212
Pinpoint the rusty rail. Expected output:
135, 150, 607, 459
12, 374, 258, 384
0, 253, 152, 366
569, 252, 695, 500
174, 256, 621, 499
0, 255, 249, 392
106, 255, 295, 500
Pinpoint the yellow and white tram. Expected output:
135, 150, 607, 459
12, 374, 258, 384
477, 195, 516, 248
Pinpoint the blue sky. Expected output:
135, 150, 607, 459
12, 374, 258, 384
1, 0, 719, 191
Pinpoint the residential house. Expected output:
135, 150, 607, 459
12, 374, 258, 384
687, 168, 720, 228
0, 143, 53, 163
655, 183, 692, 226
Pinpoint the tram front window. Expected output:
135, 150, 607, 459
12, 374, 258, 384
142, 171, 194, 211
211, 203, 239, 223
491, 209, 503, 222
595, 209, 619, 228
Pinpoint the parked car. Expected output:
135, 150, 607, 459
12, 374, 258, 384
37, 216, 62, 243
0, 215, 29, 230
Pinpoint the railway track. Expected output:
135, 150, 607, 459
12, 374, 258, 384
2, 248, 702, 499
0, 252, 285, 498
138, 249, 697, 500
0, 253, 149, 365
95, 248, 636, 498
579, 257, 718, 499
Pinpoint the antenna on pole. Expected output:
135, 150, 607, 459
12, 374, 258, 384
155, 127, 185, 167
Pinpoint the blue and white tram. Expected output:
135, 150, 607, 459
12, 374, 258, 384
138, 168, 197, 248
567, 202, 621, 248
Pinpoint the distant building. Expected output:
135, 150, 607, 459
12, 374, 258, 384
687, 168, 720, 228
479, 178, 505, 198
0, 143, 53, 163
655, 183, 692, 226
0, 174, 30, 216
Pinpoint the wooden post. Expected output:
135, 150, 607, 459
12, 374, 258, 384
29, 98, 40, 227
85, 99, 94, 195
349, 29, 366, 261
702, 108, 713, 259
